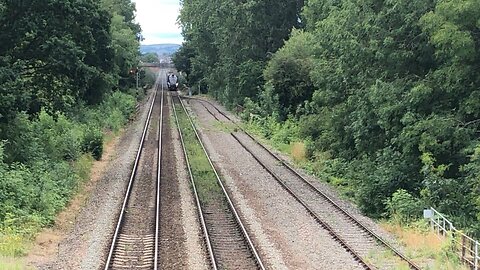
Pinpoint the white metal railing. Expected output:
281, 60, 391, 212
424, 207, 479, 269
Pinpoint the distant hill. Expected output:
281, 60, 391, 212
140, 44, 181, 56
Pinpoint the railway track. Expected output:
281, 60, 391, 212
190, 97, 422, 270
171, 92, 265, 270
104, 72, 166, 270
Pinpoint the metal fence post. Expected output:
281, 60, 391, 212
430, 215, 435, 231
442, 218, 446, 236
475, 241, 478, 269
461, 235, 466, 262
437, 216, 440, 234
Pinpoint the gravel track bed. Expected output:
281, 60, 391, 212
174, 95, 259, 270
38, 88, 156, 270
169, 93, 209, 270
233, 131, 403, 269
199, 97, 405, 251
108, 88, 162, 269
158, 91, 189, 269
185, 98, 365, 270
202, 200, 259, 270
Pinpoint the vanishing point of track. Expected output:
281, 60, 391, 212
104, 71, 166, 269
192, 97, 422, 270
171, 92, 265, 270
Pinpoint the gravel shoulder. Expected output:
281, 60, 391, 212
191, 95, 402, 248
38, 89, 156, 270
29, 72, 210, 270
185, 97, 365, 270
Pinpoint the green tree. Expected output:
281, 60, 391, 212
0, 0, 114, 112
102, 0, 141, 91
178, 0, 302, 105
263, 30, 315, 120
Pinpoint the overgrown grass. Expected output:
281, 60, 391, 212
174, 102, 222, 203
73, 154, 95, 183
366, 249, 408, 270
382, 220, 469, 270
211, 121, 238, 134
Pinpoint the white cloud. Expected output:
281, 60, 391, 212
132, 0, 183, 45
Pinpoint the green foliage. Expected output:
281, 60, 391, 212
0, 0, 141, 257
386, 189, 423, 225
252, 0, 480, 235
0, 151, 78, 225
263, 30, 316, 120
0, 0, 115, 111
0, 89, 137, 256
189, 0, 480, 235
172, 43, 195, 84
0, 0, 140, 118
102, 0, 141, 91
82, 127, 103, 160
177, 0, 303, 106
99, 91, 136, 131
140, 53, 159, 64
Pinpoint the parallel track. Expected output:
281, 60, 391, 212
104, 71, 165, 270
191, 97, 422, 270
171, 93, 265, 270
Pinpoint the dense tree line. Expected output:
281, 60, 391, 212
0, 0, 142, 243
0, 0, 140, 118
175, 0, 480, 235
175, 0, 303, 105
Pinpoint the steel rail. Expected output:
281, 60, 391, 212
154, 70, 165, 270
231, 133, 373, 269
176, 94, 266, 270
171, 93, 218, 270
241, 131, 422, 270
104, 74, 159, 270
194, 97, 421, 270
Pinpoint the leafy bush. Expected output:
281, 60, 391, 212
34, 111, 84, 161
385, 189, 423, 225
82, 127, 103, 160
101, 91, 136, 120
0, 89, 139, 256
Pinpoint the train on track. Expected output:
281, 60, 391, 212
167, 73, 178, 91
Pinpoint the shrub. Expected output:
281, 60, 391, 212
0, 90, 139, 256
385, 189, 423, 225
82, 127, 103, 160
102, 91, 136, 119
34, 111, 83, 161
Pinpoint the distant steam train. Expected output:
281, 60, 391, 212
167, 74, 178, 91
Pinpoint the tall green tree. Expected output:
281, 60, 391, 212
102, 0, 141, 90
177, 0, 303, 106
0, 0, 114, 114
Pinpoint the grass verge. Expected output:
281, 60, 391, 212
174, 101, 222, 203
381, 221, 469, 270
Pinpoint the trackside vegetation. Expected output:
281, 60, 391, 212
0, 0, 145, 257
174, 100, 222, 203
174, 0, 480, 237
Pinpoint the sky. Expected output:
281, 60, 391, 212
132, 0, 184, 45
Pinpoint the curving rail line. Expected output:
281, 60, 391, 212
171, 93, 265, 270
189, 96, 422, 270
